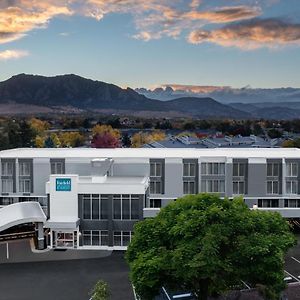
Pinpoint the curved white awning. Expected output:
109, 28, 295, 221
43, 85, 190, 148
0, 202, 46, 232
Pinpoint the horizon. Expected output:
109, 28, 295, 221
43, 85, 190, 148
1, 73, 300, 90
0, 0, 300, 89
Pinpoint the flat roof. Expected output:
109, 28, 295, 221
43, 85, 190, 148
0, 147, 299, 159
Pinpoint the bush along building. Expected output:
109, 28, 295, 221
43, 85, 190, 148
0, 148, 300, 250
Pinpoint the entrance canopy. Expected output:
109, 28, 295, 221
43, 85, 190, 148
0, 202, 46, 232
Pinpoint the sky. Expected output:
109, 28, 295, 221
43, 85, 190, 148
0, 0, 300, 89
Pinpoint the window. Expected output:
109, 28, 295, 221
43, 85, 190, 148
150, 181, 162, 194
150, 159, 164, 194
83, 194, 109, 220
113, 194, 140, 220
258, 199, 279, 208
284, 199, 300, 208
267, 181, 279, 194
201, 163, 225, 175
201, 180, 225, 193
1, 161, 14, 176
150, 162, 162, 177
150, 199, 161, 208
0, 197, 13, 205
19, 162, 31, 176
233, 181, 245, 195
113, 231, 133, 247
51, 160, 65, 174
1, 160, 14, 194
287, 162, 298, 177
286, 180, 297, 194
183, 163, 196, 177
19, 179, 31, 193
82, 230, 108, 246
1, 179, 13, 193
183, 181, 196, 194
267, 163, 280, 177
18, 160, 32, 193
233, 163, 246, 177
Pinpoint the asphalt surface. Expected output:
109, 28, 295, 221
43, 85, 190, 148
0, 241, 134, 300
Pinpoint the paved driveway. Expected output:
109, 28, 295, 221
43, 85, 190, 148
0, 240, 134, 300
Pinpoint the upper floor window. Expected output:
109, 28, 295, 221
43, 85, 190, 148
267, 163, 280, 177
83, 194, 109, 220
201, 163, 225, 176
113, 194, 140, 220
287, 162, 298, 177
233, 181, 245, 195
19, 162, 31, 176
1, 161, 14, 176
183, 163, 196, 177
233, 163, 246, 177
286, 180, 297, 195
201, 180, 225, 193
150, 162, 162, 177
267, 181, 279, 194
51, 160, 65, 174
183, 181, 196, 194
1, 179, 13, 193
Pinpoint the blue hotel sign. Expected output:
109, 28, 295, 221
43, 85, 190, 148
56, 178, 72, 192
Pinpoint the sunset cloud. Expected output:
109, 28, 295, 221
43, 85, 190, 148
0, 0, 297, 50
188, 19, 300, 49
0, 0, 73, 44
184, 6, 261, 23
0, 49, 29, 61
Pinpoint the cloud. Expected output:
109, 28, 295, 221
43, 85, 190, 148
184, 6, 262, 23
85, 1, 263, 41
0, 49, 29, 61
0, 0, 73, 44
0, 0, 294, 50
188, 18, 300, 49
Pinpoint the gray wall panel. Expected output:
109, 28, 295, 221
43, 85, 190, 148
248, 164, 267, 197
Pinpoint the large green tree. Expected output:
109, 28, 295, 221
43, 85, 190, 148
126, 194, 295, 300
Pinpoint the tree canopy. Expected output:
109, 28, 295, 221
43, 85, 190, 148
126, 194, 295, 300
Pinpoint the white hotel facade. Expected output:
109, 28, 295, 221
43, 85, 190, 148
0, 148, 300, 250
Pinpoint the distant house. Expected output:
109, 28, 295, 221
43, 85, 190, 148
143, 134, 283, 149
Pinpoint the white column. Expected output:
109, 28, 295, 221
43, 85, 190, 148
282, 158, 286, 195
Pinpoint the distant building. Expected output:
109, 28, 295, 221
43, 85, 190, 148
143, 134, 282, 149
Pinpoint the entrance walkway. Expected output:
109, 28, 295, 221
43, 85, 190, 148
0, 239, 112, 264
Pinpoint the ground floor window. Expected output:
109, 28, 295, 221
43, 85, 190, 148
113, 231, 133, 247
55, 232, 75, 248
284, 199, 300, 208
0, 197, 13, 205
150, 199, 162, 208
82, 230, 108, 246
258, 199, 279, 208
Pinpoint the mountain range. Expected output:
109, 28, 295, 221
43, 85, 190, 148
136, 85, 300, 104
0, 74, 299, 120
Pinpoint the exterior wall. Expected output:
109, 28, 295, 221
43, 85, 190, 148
33, 158, 51, 195
78, 194, 144, 246
165, 158, 184, 198
2, 149, 300, 229
247, 159, 267, 197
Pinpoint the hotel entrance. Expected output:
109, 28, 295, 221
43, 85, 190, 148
52, 230, 78, 249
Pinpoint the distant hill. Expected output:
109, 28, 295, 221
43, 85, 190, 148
0, 74, 249, 119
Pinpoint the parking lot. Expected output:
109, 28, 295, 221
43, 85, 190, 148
1, 236, 300, 300
0, 240, 134, 300
285, 234, 300, 285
